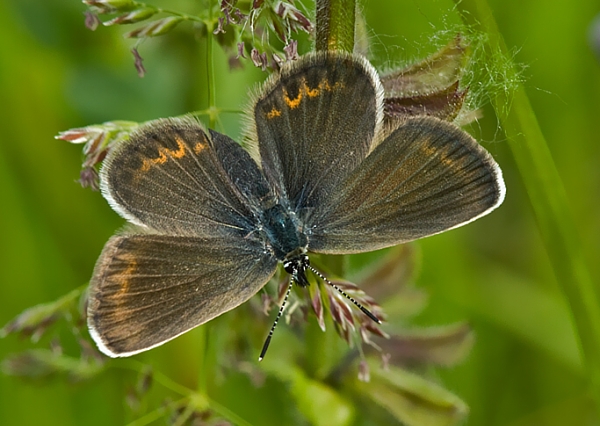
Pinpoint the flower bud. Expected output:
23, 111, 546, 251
103, 8, 156, 26
124, 17, 183, 38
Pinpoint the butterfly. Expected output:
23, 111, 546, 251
87, 51, 505, 358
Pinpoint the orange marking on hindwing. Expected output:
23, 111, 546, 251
303, 80, 320, 98
283, 88, 303, 109
140, 150, 167, 172
171, 137, 187, 158
317, 79, 329, 91
267, 108, 282, 119
421, 142, 459, 170
139, 137, 189, 172
194, 141, 206, 154
276, 77, 345, 114
421, 143, 437, 157
317, 79, 344, 92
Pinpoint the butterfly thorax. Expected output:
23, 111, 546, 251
261, 203, 310, 286
261, 203, 308, 259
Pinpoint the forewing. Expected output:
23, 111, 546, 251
102, 118, 272, 237
308, 116, 505, 253
252, 52, 383, 211
87, 233, 278, 357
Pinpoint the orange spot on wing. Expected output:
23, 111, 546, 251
114, 257, 137, 300
139, 137, 192, 172
267, 108, 282, 119
140, 150, 167, 172
323, 80, 344, 91
319, 79, 332, 91
283, 89, 303, 109
107, 256, 138, 324
422, 144, 436, 157
140, 159, 152, 172
278, 77, 345, 110
303, 80, 320, 97
157, 151, 168, 163
194, 142, 206, 154
421, 142, 459, 169
171, 137, 187, 158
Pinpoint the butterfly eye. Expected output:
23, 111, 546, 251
302, 254, 310, 266
283, 260, 294, 274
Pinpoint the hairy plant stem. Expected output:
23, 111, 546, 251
315, 0, 356, 52
202, 0, 218, 130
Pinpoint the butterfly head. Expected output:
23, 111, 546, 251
283, 253, 310, 287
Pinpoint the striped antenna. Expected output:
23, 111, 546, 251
259, 279, 294, 361
308, 266, 381, 324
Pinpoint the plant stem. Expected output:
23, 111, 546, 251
206, 1, 217, 129
454, 0, 600, 414
315, 0, 356, 52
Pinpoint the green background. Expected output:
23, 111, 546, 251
1, 0, 599, 425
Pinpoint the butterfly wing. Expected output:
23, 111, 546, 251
307, 116, 505, 254
251, 52, 382, 211
88, 233, 277, 357
90, 118, 278, 356
101, 117, 273, 237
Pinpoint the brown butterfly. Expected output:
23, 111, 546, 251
87, 52, 505, 358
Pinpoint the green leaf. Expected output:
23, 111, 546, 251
261, 358, 355, 426
365, 361, 468, 426
379, 322, 474, 367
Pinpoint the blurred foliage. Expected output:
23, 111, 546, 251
1, 0, 599, 425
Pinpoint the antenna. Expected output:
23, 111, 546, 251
259, 266, 381, 361
259, 279, 294, 361
308, 266, 381, 324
